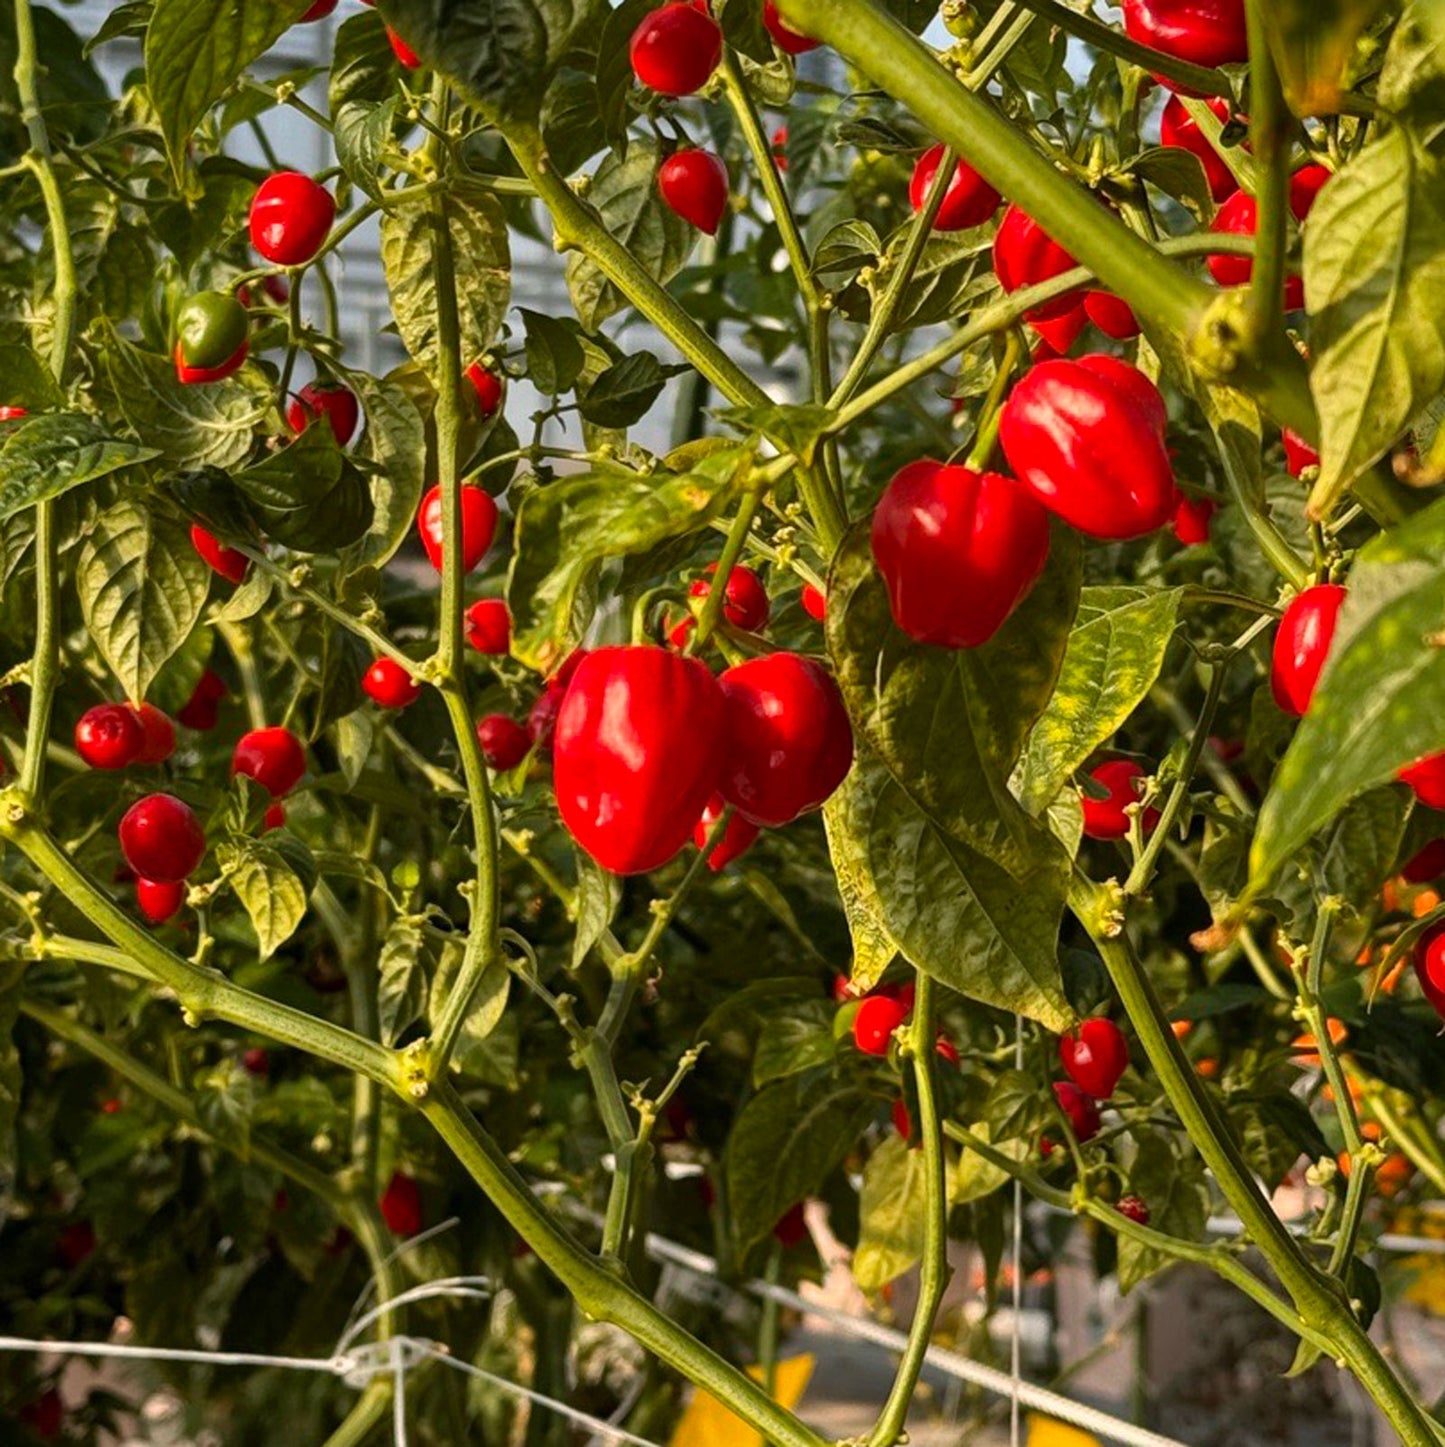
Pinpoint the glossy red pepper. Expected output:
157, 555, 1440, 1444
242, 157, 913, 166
801, 584, 826, 622
1121, 0, 1248, 83
242, 1046, 271, 1076
853, 994, 908, 1055
999, 354, 1176, 539
1281, 427, 1320, 477
1414, 921, 1445, 1020
1082, 290, 1139, 340
174, 291, 249, 384
465, 598, 511, 654
248, 172, 335, 267
263, 803, 287, 832
554, 647, 726, 873
1116, 1195, 1151, 1224
387, 24, 422, 68
1172, 493, 1216, 545
191, 523, 249, 584
1400, 753, 1445, 810
630, 2, 722, 95
689, 563, 770, 632
909, 144, 1001, 232
232, 726, 307, 798
130, 702, 176, 764
477, 713, 533, 771
1159, 94, 1238, 201
379, 1170, 424, 1235
287, 381, 360, 446
693, 794, 761, 870
772, 1202, 808, 1248
362, 657, 421, 710
762, 0, 818, 53
137, 877, 186, 925
177, 668, 227, 730
75, 704, 144, 770
718, 653, 853, 825
771, 126, 789, 171
417, 484, 498, 573
992, 204, 1085, 326
1081, 759, 1160, 839
871, 459, 1050, 648
1208, 168, 1325, 309
1052, 1080, 1102, 1142
658, 149, 730, 235
466, 362, 504, 418
1270, 583, 1346, 717
119, 794, 206, 883
1058, 1018, 1129, 1099
0, 405, 27, 420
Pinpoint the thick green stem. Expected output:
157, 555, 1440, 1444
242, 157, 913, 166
1240, 1, 1291, 352
1070, 873, 1440, 1447
423, 89, 501, 1082
1002, 0, 1233, 99
421, 1078, 830, 1447
14, 0, 77, 804
869, 972, 949, 1447
776, 0, 1210, 343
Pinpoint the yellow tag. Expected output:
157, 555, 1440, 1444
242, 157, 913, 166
1027, 1415, 1103, 1447
1399, 1255, 1445, 1314
669, 1355, 815, 1447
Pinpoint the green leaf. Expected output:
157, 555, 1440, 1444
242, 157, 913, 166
77, 499, 209, 702
595, 0, 653, 149
0, 414, 158, 523
725, 1075, 875, 1251
520, 307, 587, 395
0, 343, 64, 412
194, 1062, 255, 1159
233, 424, 375, 554
753, 1000, 836, 1086
344, 371, 427, 568
145, 0, 316, 181
1250, 495, 1445, 892
381, 184, 511, 384
541, 67, 608, 176
716, 0, 774, 63
572, 855, 621, 968
447, 954, 514, 1078
1378, 0, 1445, 129
812, 218, 882, 284
329, 8, 396, 111
1131, 144, 1214, 219
578, 352, 668, 428
96, 322, 269, 471
1016, 586, 1183, 814
826, 811, 899, 993
378, 919, 427, 1045
1116, 1134, 1208, 1293
827, 519, 1081, 874
218, 839, 308, 959
715, 401, 834, 466
853, 1134, 927, 1292
507, 445, 747, 672
952, 1125, 1028, 1206
565, 138, 692, 331
380, 0, 575, 122
824, 744, 1074, 1032
1303, 129, 1445, 514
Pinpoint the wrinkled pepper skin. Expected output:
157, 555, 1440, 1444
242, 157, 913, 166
717, 653, 853, 826
554, 647, 727, 874
871, 460, 1050, 648
999, 355, 1176, 539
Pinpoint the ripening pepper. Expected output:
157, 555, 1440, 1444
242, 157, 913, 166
870, 460, 1050, 648
553, 646, 727, 874
998, 355, 1176, 539
174, 291, 249, 384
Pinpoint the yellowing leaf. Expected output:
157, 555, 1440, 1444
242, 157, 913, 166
669, 1356, 814, 1447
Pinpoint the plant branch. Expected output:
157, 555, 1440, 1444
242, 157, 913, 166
869, 972, 950, 1447
1240, 0, 1291, 353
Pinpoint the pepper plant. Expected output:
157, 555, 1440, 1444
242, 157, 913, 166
3, 0, 1445, 1441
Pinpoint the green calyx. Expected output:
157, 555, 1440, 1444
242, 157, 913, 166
176, 290, 249, 369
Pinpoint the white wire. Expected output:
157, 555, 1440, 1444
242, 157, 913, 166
337, 1278, 494, 1356
635, 1231, 1193, 1447
0, 1335, 344, 1374
392, 1337, 408, 1447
